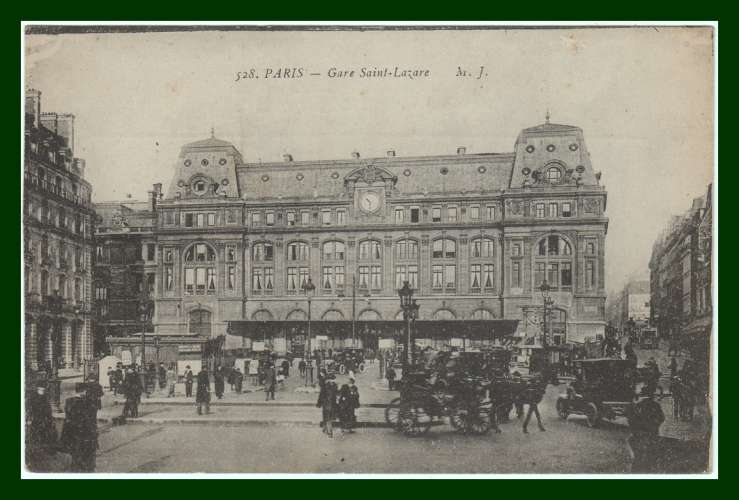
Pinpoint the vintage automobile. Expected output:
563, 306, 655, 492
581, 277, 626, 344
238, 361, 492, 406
639, 328, 660, 350
329, 348, 366, 375
556, 358, 639, 427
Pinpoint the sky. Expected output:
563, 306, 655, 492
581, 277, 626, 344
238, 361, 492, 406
24, 26, 715, 296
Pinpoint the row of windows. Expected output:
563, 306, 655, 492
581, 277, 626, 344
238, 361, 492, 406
534, 201, 574, 219
25, 267, 85, 302
25, 197, 86, 235
252, 209, 348, 227
162, 209, 240, 227
29, 236, 87, 271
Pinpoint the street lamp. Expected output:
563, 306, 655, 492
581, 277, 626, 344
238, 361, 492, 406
398, 281, 418, 370
138, 291, 153, 391
540, 280, 554, 348
302, 277, 316, 386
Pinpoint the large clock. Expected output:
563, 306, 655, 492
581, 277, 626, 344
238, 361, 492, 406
359, 191, 381, 213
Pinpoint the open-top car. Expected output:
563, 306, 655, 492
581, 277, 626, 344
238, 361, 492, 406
330, 348, 366, 375
556, 357, 638, 427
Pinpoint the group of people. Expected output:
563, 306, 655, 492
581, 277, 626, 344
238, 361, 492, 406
316, 370, 360, 437
669, 357, 700, 422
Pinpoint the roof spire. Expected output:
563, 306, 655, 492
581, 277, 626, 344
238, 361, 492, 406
545, 109, 551, 124
210, 126, 215, 138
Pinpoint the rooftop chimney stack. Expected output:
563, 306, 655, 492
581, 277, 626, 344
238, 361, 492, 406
25, 89, 42, 129
351, 151, 360, 159
387, 150, 396, 157
457, 146, 466, 155
40, 112, 76, 154
283, 154, 293, 162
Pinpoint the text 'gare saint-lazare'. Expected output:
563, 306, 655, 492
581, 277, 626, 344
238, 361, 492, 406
235, 67, 432, 81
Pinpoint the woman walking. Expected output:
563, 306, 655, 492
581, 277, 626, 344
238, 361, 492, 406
317, 374, 338, 437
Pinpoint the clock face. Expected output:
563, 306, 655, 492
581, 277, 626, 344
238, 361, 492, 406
359, 192, 381, 213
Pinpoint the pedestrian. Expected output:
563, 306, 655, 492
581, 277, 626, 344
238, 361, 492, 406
624, 340, 637, 364
282, 358, 290, 378
378, 351, 384, 379
107, 367, 115, 394
385, 363, 396, 391
196, 367, 211, 415
264, 363, 277, 401
234, 367, 244, 394
214, 366, 225, 399
184, 365, 194, 398
522, 376, 547, 433
122, 368, 142, 418
317, 374, 338, 437
337, 384, 354, 433
167, 364, 177, 398
298, 358, 306, 378
158, 362, 167, 392
669, 356, 679, 378
29, 381, 57, 452
85, 374, 104, 411
627, 388, 665, 473
644, 357, 661, 396
113, 364, 123, 396
228, 368, 236, 392
59, 383, 99, 472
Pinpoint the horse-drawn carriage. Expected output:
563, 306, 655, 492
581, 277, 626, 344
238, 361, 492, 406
556, 358, 638, 427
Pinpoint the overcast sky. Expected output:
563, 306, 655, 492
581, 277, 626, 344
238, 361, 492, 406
24, 26, 715, 295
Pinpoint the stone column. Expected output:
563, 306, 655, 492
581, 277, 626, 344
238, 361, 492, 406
26, 319, 37, 371
63, 322, 73, 368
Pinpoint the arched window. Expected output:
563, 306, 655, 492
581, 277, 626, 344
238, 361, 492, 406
432, 238, 456, 259
183, 243, 217, 296
546, 166, 562, 183
433, 309, 456, 320
287, 242, 309, 261
534, 235, 573, 291
322, 241, 345, 260
252, 242, 274, 262
41, 270, 49, 296
358, 309, 382, 321
395, 239, 419, 290
471, 237, 495, 258
471, 309, 495, 319
358, 240, 382, 290
432, 238, 457, 291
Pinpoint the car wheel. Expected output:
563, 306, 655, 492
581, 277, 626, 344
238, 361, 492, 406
556, 397, 569, 419
585, 403, 600, 428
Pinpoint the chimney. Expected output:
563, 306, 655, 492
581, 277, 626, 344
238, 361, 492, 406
387, 150, 396, 157
282, 154, 293, 162
153, 183, 163, 199
457, 146, 466, 155
40, 112, 76, 154
25, 89, 42, 128
73, 158, 86, 178
150, 183, 163, 211
351, 151, 360, 159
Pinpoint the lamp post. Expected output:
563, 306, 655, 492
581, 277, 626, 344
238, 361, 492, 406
138, 291, 153, 391
539, 280, 554, 348
302, 277, 316, 386
398, 281, 418, 371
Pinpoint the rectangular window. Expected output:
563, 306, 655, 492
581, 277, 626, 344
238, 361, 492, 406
298, 267, 309, 289
227, 266, 236, 290
408, 265, 418, 289
395, 208, 404, 224
359, 266, 369, 289
547, 263, 559, 287
227, 210, 237, 224
445, 265, 456, 289
487, 206, 496, 220
562, 203, 572, 217
470, 264, 482, 289
287, 212, 296, 226
432, 265, 443, 289
335, 266, 345, 290
470, 206, 480, 220
264, 268, 274, 290
196, 213, 204, 227
301, 212, 310, 225
586, 261, 596, 289
266, 212, 275, 226
287, 268, 297, 291
535, 262, 545, 287
549, 202, 558, 217
371, 266, 382, 289
165, 266, 173, 291
447, 207, 457, 222
535, 203, 545, 218
395, 266, 406, 290
432, 207, 441, 222
336, 210, 346, 225
146, 244, 155, 261
251, 212, 261, 226
322, 210, 331, 225
410, 207, 420, 223
196, 268, 207, 294
253, 268, 263, 291
512, 261, 521, 288
208, 213, 216, 226
483, 264, 495, 289
185, 268, 195, 295
322, 266, 334, 290
185, 213, 194, 227
561, 262, 572, 287
512, 244, 521, 257
164, 211, 174, 225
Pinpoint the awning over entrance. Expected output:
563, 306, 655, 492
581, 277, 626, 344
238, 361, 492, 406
226, 319, 519, 340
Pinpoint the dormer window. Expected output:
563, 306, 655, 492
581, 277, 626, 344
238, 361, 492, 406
546, 166, 562, 183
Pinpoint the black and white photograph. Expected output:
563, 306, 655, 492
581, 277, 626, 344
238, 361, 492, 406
21, 22, 716, 477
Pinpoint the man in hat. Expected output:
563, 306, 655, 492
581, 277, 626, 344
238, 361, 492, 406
233, 367, 244, 394
627, 388, 665, 473
60, 382, 100, 472
158, 362, 167, 392
317, 374, 338, 437
184, 365, 194, 398
196, 366, 211, 415
28, 380, 57, 452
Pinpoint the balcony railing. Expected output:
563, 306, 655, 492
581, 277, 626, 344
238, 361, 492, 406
24, 171, 90, 209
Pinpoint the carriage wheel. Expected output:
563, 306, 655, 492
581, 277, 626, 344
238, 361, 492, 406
358, 363, 366, 374
338, 364, 346, 375
398, 405, 431, 437
451, 407, 491, 435
385, 397, 401, 426
556, 398, 569, 419
585, 403, 600, 428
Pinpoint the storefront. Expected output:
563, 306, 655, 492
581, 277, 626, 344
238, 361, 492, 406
105, 333, 209, 376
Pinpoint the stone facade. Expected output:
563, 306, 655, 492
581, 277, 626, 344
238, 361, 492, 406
150, 120, 608, 348
23, 89, 95, 371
